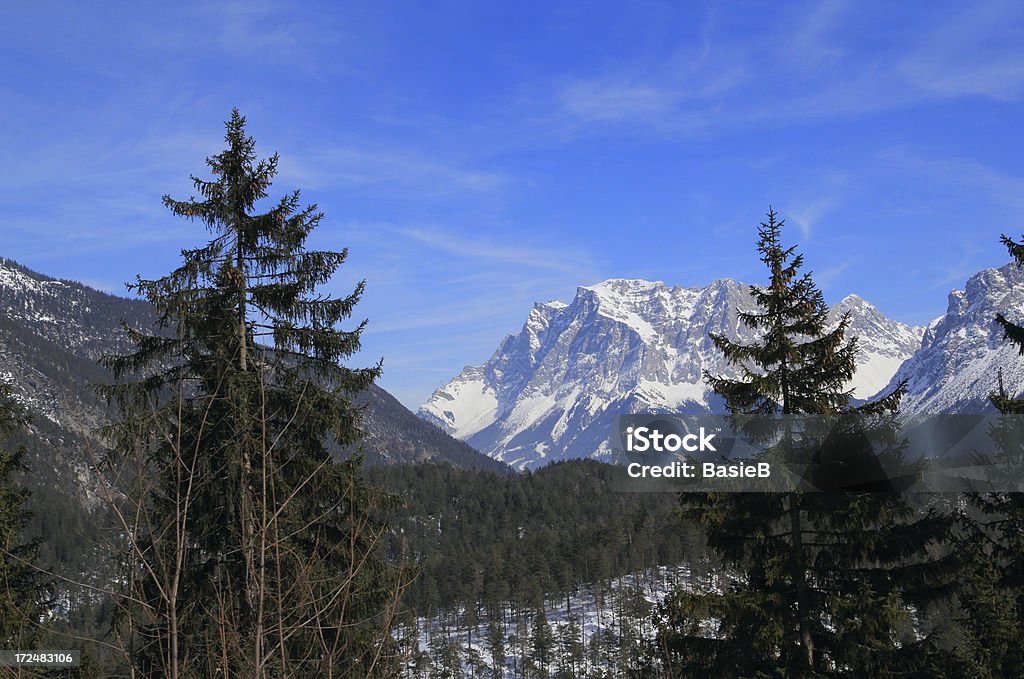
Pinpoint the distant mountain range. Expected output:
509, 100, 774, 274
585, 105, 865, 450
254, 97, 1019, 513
7, 253, 1023, 477
420, 267, 1024, 470
0, 257, 508, 478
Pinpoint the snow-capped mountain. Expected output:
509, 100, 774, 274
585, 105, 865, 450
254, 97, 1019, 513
420, 278, 923, 470
879, 262, 1024, 413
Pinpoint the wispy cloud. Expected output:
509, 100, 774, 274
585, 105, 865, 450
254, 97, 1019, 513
278, 146, 510, 200
881, 149, 1024, 212
341, 220, 605, 405
331, 219, 598, 319
148, 3, 361, 78
815, 259, 852, 290
551, 53, 747, 136
332, 220, 600, 337
560, 79, 679, 124
532, 0, 1023, 141
789, 197, 842, 239
783, 0, 849, 72
898, 1, 1024, 101
902, 54, 1024, 102
398, 226, 591, 276
940, 243, 990, 286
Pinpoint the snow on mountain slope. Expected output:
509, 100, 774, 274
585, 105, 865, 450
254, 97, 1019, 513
833, 294, 925, 399
420, 278, 922, 470
877, 262, 1024, 413
0, 257, 510, 473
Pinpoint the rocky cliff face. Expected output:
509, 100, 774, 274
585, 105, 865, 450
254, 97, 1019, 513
880, 262, 1024, 414
421, 278, 922, 470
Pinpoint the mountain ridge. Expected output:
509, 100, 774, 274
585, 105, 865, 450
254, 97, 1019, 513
879, 261, 1024, 413
0, 256, 507, 474
420, 276, 924, 470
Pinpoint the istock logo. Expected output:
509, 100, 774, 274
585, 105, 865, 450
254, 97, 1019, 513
624, 423, 717, 453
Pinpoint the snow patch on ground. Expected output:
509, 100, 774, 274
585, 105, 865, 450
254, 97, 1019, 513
399, 564, 722, 677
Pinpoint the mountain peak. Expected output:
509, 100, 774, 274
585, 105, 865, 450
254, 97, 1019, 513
0, 258, 60, 295
882, 261, 1024, 412
579, 278, 666, 300
836, 292, 871, 307
420, 276, 919, 470
584, 277, 662, 288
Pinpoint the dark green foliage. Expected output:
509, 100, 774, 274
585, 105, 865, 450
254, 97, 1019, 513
956, 233, 1024, 676
705, 208, 858, 416
659, 209, 955, 677
554, 612, 583, 678
99, 110, 399, 677
530, 605, 554, 674
369, 459, 697, 615
994, 235, 1024, 359
0, 384, 122, 673
0, 381, 51, 650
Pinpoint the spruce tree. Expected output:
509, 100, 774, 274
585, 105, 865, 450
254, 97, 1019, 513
529, 604, 553, 678
0, 382, 50, 649
100, 110, 399, 678
956, 233, 1024, 676
993, 233, 1024, 388
487, 609, 506, 679
657, 208, 954, 677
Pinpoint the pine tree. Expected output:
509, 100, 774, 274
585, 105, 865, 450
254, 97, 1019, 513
0, 382, 51, 649
529, 603, 553, 678
487, 608, 506, 679
555, 611, 583, 678
100, 110, 400, 678
657, 208, 954, 677
956, 232, 1024, 676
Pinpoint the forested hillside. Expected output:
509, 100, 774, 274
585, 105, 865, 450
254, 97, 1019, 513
369, 460, 700, 613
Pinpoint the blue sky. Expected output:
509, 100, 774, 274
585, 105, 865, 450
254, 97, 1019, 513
2, 1, 1023, 408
